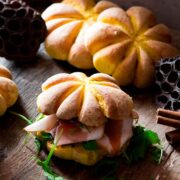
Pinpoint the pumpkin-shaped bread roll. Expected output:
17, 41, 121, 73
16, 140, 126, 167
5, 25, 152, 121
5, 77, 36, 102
85, 6, 178, 88
42, 0, 118, 69
25, 72, 136, 165
37, 72, 133, 126
42, 1, 177, 87
0, 65, 18, 116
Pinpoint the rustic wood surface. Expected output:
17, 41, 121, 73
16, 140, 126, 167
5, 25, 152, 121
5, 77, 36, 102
0, 1, 180, 179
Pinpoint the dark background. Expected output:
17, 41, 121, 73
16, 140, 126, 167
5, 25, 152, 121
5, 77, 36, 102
109, 0, 180, 30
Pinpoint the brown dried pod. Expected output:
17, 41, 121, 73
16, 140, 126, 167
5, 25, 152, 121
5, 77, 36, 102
155, 56, 180, 111
23, 0, 53, 9
0, 0, 47, 62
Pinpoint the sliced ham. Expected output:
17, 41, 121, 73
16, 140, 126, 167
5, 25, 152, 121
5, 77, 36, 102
97, 119, 133, 155
24, 113, 132, 155
54, 120, 104, 145
24, 114, 58, 132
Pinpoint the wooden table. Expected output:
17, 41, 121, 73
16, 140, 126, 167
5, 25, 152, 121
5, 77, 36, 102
0, 1, 180, 180
0, 44, 179, 180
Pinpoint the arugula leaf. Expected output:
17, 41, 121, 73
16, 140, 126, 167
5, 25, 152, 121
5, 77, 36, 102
44, 170, 64, 180
9, 112, 64, 179
10, 111, 52, 152
94, 125, 163, 179
9, 111, 33, 125
40, 132, 53, 141
82, 140, 98, 151
34, 137, 43, 152
35, 136, 54, 153
35, 113, 45, 121
145, 130, 160, 144
37, 129, 64, 180
151, 145, 163, 164
9, 112, 45, 124
11, 112, 163, 179
37, 144, 63, 180
123, 125, 163, 164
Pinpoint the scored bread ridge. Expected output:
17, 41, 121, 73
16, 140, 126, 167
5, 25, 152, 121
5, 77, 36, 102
42, 0, 177, 87
37, 73, 134, 126
0, 65, 12, 79
0, 65, 18, 116
42, 0, 122, 69
84, 6, 178, 88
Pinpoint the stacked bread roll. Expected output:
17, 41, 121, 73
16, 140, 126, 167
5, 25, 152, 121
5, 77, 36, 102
25, 72, 137, 165
42, 0, 178, 88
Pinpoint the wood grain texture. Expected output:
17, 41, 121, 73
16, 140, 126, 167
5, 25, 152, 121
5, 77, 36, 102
0, 0, 180, 179
0, 46, 179, 180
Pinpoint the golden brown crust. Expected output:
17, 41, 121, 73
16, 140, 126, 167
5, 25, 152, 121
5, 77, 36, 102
42, 1, 95, 69
63, 0, 95, 12
43, 1, 177, 86
143, 24, 171, 42
93, 40, 131, 75
37, 73, 134, 126
94, 0, 118, 13
0, 65, 12, 79
42, 3, 83, 21
126, 6, 156, 32
98, 7, 134, 35
68, 23, 93, 69
85, 6, 178, 88
0, 65, 18, 116
90, 84, 133, 120
45, 20, 83, 60
47, 141, 105, 165
85, 22, 128, 54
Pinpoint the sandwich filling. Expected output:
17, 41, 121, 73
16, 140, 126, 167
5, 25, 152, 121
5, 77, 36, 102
25, 114, 133, 155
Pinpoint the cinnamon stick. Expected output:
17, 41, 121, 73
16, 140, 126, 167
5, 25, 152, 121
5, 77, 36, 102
157, 108, 180, 120
157, 108, 180, 128
165, 129, 180, 144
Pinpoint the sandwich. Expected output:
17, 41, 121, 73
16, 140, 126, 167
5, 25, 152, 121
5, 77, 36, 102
24, 72, 138, 165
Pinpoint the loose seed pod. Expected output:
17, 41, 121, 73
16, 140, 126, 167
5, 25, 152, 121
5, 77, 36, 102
155, 57, 180, 111
23, 0, 53, 9
0, 0, 47, 62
